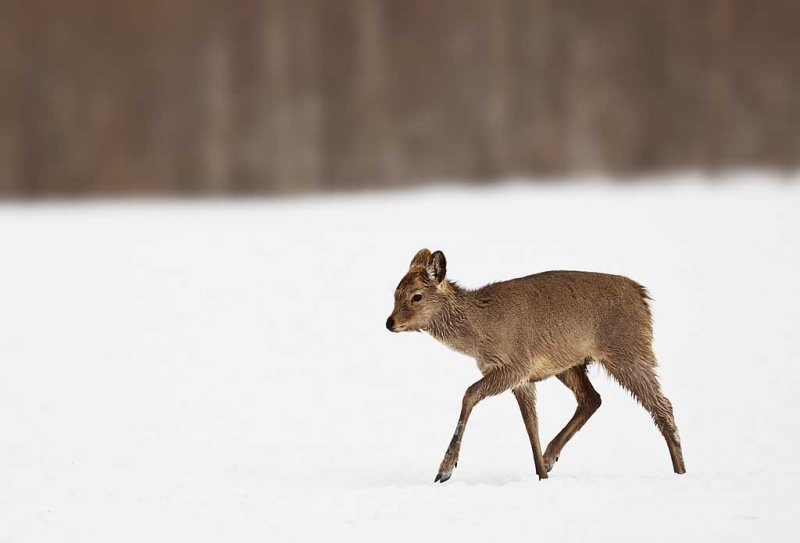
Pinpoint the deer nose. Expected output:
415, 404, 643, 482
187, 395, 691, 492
386, 317, 395, 331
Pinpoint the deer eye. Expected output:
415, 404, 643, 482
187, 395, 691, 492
412, 294, 423, 302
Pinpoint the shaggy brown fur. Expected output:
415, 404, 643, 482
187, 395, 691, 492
386, 248, 686, 483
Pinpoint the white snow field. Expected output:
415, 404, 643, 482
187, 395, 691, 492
1, 177, 799, 542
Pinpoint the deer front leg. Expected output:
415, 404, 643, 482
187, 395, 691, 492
435, 367, 525, 483
513, 381, 548, 480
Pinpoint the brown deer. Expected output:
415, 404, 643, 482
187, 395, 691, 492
386, 249, 685, 483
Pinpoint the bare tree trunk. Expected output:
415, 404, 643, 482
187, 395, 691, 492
3, 0, 800, 196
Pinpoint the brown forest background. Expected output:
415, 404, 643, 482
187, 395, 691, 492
1, 0, 799, 197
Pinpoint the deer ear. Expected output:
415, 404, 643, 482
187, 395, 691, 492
410, 248, 432, 269
427, 251, 447, 284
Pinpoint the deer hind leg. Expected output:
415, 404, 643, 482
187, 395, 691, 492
542, 363, 602, 473
601, 351, 686, 474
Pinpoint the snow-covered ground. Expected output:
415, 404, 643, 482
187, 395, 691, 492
1, 176, 799, 542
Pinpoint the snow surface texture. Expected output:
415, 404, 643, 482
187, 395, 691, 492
1, 177, 799, 542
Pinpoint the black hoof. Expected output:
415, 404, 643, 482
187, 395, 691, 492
434, 472, 452, 483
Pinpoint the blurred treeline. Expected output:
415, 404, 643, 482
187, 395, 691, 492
1, 0, 799, 197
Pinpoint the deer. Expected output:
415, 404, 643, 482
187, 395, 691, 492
386, 249, 686, 483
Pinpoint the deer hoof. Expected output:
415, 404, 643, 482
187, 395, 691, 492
544, 455, 559, 473
434, 471, 452, 483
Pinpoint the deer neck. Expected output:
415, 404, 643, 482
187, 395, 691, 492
425, 281, 476, 355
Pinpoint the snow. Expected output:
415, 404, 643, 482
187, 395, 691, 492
1, 176, 799, 541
